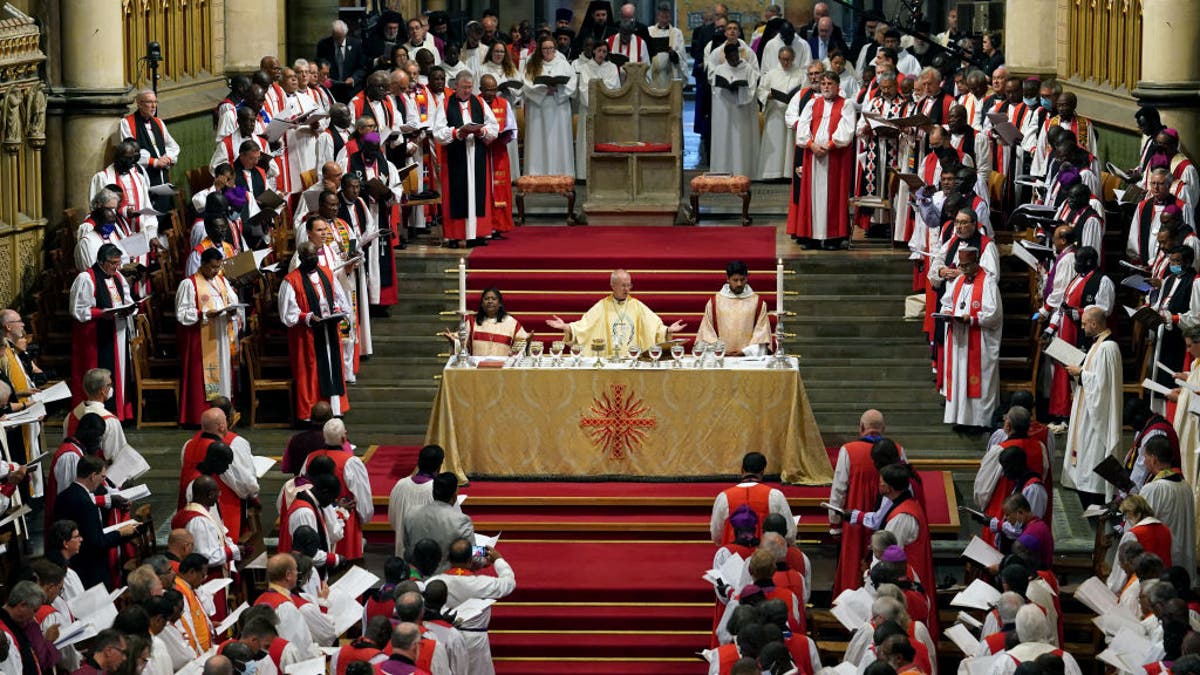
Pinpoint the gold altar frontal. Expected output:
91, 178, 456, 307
426, 359, 833, 485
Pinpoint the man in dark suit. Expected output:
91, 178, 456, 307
798, 2, 844, 42
316, 19, 368, 102
53, 455, 137, 589
806, 16, 849, 62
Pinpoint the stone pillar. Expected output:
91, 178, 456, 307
289, 0, 338, 67
226, 0, 281, 73
56, 0, 127, 214
1134, 0, 1200, 153
1003, 0, 1056, 79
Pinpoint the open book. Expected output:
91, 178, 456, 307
1043, 337, 1086, 367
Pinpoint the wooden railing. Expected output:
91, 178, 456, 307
1066, 0, 1143, 91
122, 0, 215, 87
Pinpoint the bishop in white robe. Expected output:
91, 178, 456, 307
939, 249, 1002, 427
1063, 307, 1124, 499
547, 270, 685, 357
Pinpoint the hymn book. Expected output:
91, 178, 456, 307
1097, 626, 1160, 670
1074, 576, 1121, 616
956, 611, 983, 629
1126, 304, 1164, 327
533, 75, 571, 86
53, 619, 96, 649
1092, 456, 1135, 492
607, 53, 630, 68
830, 587, 873, 630
1106, 162, 1134, 182
949, 579, 1001, 611
962, 536, 1003, 567
944, 623, 981, 655
106, 448, 151, 486
148, 183, 177, 196
1043, 337, 1086, 367
75, 584, 124, 630
769, 85, 804, 104
985, 113, 1023, 146
713, 75, 748, 90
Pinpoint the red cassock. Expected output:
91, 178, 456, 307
834, 440, 882, 595
177, 273, 237, 426
70, 266, 134, 421
787, 95, 853, 240
488, 97, 516, 233
886, 496, 938, 638
283, 267, 350, 421
277, 491, 335, 562
179, 431, 244, 542
304, 448, 364, 560
1130, 519, 1173, 567
439, 94, 494, 241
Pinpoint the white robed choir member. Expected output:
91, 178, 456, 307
478, 44, 524, 181
756, 53, 807, 181
1062, 306, 1124, 499
1139, 447, 1196, 580
574, 45, 621, 181
939, 248, 1002, 427
521, 39, 577, 177
758, 30, 811, 75
708, 45, 759, 177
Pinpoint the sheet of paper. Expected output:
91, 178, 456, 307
326, 588, 365, 635
243, 551, 267, 569
1141, 378, 1174, 397
1074, 576, 1120, 616
1093, 612, 1145, 637
1044, 337, 1086, 367
214, 603, 248, 635
197, 577, 233, 598
1106, 161, 1133, 181
819, 501, 849, 516
0, 504, 31, 528
1082, 504, 1110, 518
105, 449, 150, 487
1120, 259, 1152, 274
284, 657, 327, 675
53, 619, 97, 649
103, 518, 139, 534
450, 597, 496, 623
265, 117, 292, 144
118, 231, 151, 258
957, 611, 983, 629
148, 183, 177, 196
331, 565, 380, 600
1108, 626, 1158, 666
1010, 241, 1040, 270
1176, 377, 1200, 394
112, 484, 151, 502
1018, 239, 1054, 253
717, 552, 745, 588
962, 536, 1004, 567
945, 623, 981, 655
253, 455, 276, 478
950, 579, 1001, 611
74, 584, 121, 630
1158, 359, 1178, 375
0, 402, 44, 427
830, 599, 871, 630
474, 532, 501, 548
455, 493, 468, 508
30, 381, 71, 404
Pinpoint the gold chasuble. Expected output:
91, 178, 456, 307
696, 286, 774, 356
567, 295, 667, 356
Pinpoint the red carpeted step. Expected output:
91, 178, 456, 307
491, 603, 714, 631
466, 226, 776, 269
463, 291, 764, 314
489, 629, 709, 659
493, 658, 703, 675
466, 270, 774, 292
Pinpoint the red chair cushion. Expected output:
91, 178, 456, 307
593, 142, 673, 153
689, 174, 752, 194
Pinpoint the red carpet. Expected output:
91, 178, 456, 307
468, 226, 777, 269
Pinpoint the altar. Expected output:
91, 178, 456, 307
425, 357, 832, 485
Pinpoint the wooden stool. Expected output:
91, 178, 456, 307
515, 175, 577, 225
688, 174, 752, 226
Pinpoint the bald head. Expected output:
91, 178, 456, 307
389, 70, 411, 95
200, 408, 227, 435
266, 553, 297, 583
859, 409, 885, 434
192, 475, 219, 505
167, 529, 194, 557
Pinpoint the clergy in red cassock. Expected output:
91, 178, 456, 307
787, 71, 856, 248
178, 439, 243, 546
880, 463, 938, 638
68, 244, 138, 421
278, 242, 351, 422
179, 409, 245, 542
299, 419, 373, 560
480, 75, 517, 237
434, 72, 498, 247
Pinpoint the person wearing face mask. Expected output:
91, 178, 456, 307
88, 139, 159, 254
972, 448, 1049, 549
1148, 246, 1200, 387
1056, 183, 1104, 256
1034, 90, 1098, 178
973, 407, 1051, 549
1062, 305, 1122, 507
938, 246, 1001, 431
999, 495, 1054, 571
74, 189, 131, 273
279, 242, 351, 422
696, 260, 773, 357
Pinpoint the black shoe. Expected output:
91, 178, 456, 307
475, 237, 489, 246
491, 232, 506, 240
398, 238, 407, 250
447, 240, 460, 249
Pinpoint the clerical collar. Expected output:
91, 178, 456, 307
718, 283, 755, 299
613, 296, 626, 305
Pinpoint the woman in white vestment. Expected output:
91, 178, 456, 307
708, 44, 760, 177
479, 42, 524, 182
575, 42, 621, 181
440, 288, 530, 357
827, 49, 860, 101
522, 38, 577, 177
756, 47, 806, 181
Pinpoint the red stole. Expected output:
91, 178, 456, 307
945, 273, 988, 400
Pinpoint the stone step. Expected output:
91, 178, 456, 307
789, 316, 926, 339
348, 383, 439, 403
799, 362, 934, 380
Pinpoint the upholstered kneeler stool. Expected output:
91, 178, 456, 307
515, 175, 578, 225
688, 174, 752, 226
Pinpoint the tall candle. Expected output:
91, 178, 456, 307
458, 258, 467, 315
776, 258, 784, 314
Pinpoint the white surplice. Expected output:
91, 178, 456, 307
574, 59, 621, 181
433, 95, 500, 239
756, 67, 805, 180
940, 273, 1003, 426
1063, 334, 1123, 494
1140, 472, 1196, 578
647, 24, 688, 88
522, 56, 576, 176
709, 61, 760, 177
174, 273, 243, 401
791, 94, 858, 240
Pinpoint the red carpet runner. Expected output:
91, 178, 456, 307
364, 446, 957, 673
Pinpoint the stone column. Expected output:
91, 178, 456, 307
1003, 0, 1056, 79
289, 0, 338, 67
57, 0, 128, 214
226, 0, 281, 73
1134, 0, 1200, 153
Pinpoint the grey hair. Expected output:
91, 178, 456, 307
293, 58, 310, 69
332, 20, 348, 34
6, 581, 45, 608
919, 66, 942, 81
323, 418, 347, 445
91, 188, 119, 211
877, 71, 897, 84
354, 115, 377, 132
1150, 167, 1173, 181
874, 583, 904, 604
454, 71, 475, 86
135, 88, 156, 102
83, 368, 111, 397
871, 595, 909, 628
759, 532, 787, 562
996, 591, 1024, 623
